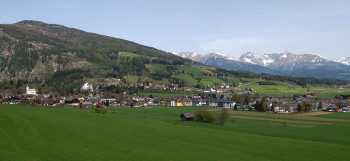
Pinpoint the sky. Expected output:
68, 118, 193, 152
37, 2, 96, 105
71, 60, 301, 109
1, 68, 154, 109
1, 0, 350, 59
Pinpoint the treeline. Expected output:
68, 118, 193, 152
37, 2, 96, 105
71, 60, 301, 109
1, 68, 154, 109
100, 85, 139, 95
111, 56, 148, 77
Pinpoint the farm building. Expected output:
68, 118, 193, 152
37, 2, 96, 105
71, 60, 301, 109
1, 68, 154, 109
180, 113, 194, 121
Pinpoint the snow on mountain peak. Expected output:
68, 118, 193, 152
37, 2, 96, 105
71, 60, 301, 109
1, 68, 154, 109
176, 51, 350, 69
336, 57, 350, 65
239, 52, 273, 66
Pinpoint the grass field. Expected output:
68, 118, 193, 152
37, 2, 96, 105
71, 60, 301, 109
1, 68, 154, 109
1, 105, 350, 160
239, 80, 350, 98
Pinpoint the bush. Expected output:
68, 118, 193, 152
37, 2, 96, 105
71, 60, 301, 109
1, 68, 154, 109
216, 108, 229, 126
282, 121, 287, 127
94, 108, 107, 114
194, 108, 215, 123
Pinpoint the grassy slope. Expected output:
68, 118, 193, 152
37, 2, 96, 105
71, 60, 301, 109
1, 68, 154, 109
240, 80, 350, 98
1, 105, 350, 161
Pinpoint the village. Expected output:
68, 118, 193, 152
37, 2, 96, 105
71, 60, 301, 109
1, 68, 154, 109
1, 83, 350, 114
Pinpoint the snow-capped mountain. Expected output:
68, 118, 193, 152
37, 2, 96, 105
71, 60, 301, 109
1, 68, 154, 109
174, 51, 350, 81
177, 52, 237, 63
239, 52, 274, 66
239, 51, 330, 71
336, 57, 350, 65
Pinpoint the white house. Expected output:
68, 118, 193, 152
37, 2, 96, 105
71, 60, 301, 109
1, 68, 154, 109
80, 83, 93, 92
210, 99, 236, 108
26, 85, 37, 96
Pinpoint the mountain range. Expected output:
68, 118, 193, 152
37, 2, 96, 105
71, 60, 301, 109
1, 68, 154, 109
175, 52, 350, 80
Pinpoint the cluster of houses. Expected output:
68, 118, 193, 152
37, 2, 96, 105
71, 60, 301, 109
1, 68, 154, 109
168, 97, 236, 108
1, 85, 350, 113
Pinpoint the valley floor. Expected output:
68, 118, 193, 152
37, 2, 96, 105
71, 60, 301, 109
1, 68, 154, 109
1, 105, 350, 161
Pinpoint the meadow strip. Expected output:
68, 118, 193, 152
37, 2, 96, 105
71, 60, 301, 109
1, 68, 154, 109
230, 116, 331, 125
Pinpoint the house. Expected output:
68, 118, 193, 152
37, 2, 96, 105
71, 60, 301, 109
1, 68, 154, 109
343, 107, 350, 113
80, 101, 93, 108
110, 101, 120, 106
40, 97, 55, 106
100, 98, 117, 104
168, 98, 184, 106
65, 97, 80, 105
182, 98, 193, 106
203, 89, 211, 93
168, 99, 177, 106
80, 83, 93, 92
192, 100, 206, 106
7, 96, 21, 104
180, 113, 194, 121
210, 99, 235, 108
26, 85, 37, 96
57, 97, 65, 104
96, 102, 105, 108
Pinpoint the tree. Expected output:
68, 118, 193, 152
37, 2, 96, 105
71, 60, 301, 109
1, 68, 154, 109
234, 104, 238, 110
194, 108, 215, 123
318, 101, 323, 111
261, 99, 268, 112
256, 99, 268, 112
244, 94, 250, 105
217, 108, 229, 126
271, 102, 276, 112
297, 103, 302, 112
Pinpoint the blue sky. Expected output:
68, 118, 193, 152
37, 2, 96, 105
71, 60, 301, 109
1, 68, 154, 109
1, 0, 350, 59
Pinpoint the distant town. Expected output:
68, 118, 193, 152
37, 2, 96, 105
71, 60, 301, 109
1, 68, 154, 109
2, 82, 350, 113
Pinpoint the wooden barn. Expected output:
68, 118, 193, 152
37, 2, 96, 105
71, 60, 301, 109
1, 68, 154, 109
180, 113, 194, 121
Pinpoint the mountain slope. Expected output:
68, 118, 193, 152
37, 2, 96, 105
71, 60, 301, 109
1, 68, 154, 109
0, 20, 190, 80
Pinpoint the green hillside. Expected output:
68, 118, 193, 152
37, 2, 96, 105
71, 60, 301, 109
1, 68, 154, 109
0, 20, 349, 96
1, 105, 350, 160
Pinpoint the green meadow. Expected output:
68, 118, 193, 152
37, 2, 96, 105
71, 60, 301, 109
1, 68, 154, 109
240, 80, 350, 98
1, 105, 350, 160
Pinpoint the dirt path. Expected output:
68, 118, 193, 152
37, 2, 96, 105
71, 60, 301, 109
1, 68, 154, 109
230, 116, 331, 125
298, 111, 330, 116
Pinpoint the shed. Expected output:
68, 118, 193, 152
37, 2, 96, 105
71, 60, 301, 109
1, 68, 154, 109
180, 113, 194, 121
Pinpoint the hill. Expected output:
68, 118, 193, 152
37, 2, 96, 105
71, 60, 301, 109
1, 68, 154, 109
0, 20, 349, 96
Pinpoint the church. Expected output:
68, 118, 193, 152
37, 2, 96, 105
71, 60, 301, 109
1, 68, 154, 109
26, 85, 37, 96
